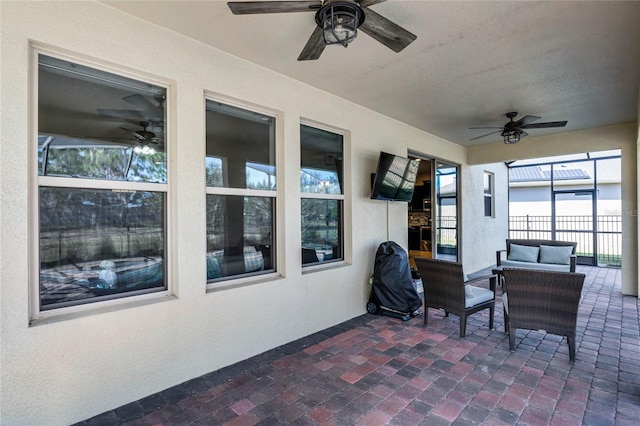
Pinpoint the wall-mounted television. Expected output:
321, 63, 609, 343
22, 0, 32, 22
370, 151, 419, 202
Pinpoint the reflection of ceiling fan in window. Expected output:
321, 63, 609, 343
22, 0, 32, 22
97, 93, 165, 129
86, 121, 162, 155
95, 93, 165, 154
120, 121, 161, 154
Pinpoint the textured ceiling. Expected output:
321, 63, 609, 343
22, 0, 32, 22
103, 0, 640, 147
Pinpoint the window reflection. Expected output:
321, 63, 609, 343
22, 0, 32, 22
300, 124, 344, 266
38, 136, 167, 183
301, 199, 342, 265
39, 187, 166, 309
36, 54, 169, 311
206, 195, 274, 280
301, 168, 341, 194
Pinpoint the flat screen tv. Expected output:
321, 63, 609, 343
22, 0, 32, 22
370, 152, 419, 202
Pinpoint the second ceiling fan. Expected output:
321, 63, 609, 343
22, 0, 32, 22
470, 112, 568, 144
227, 0, 417, 61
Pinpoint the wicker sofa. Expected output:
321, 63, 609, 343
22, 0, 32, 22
496, 239, 577, 273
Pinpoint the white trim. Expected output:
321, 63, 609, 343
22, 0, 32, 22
38, 176, 168, 192
300, 117, 349, 136
300, 192, 345, 200
205, 187, 276, 198
204, 90, 281, 123
31, 41, 172, 90
30, 290, 174, 324
206, 271, 281, 292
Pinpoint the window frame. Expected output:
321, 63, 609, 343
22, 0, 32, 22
30, 45, 173, 320
204, 94, 281, 289
483, 171, 495, 218
300, 121, 347, 270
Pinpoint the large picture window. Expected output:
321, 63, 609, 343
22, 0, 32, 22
300, 124, 344, 266
36, 53, 168, 311
205, 100, 276, 283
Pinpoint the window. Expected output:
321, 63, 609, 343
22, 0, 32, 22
205, 100, 276, 283
300, 124, 344, 266
36, 53, 168, 312
484, 171, 494, 217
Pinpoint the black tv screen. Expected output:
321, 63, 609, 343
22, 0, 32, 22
370, 152, 419, 202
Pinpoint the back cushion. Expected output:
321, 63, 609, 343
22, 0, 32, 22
508, 243, 540, 263
539, 245, 573, 265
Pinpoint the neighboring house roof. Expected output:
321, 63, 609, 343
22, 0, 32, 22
510, 166, 591, 182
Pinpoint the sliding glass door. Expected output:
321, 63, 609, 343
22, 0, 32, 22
435, 162, 458, 261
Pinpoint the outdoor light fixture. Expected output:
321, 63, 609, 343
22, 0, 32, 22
316, 0, 365, 47
502, 130, 521, 144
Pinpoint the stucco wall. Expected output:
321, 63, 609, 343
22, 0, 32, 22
0, 2, 507, 424
468, 123, 639, 296
460, 163, 509, 273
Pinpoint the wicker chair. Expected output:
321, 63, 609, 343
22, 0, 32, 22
502, 268, 585, 362
415, 258, 495, 337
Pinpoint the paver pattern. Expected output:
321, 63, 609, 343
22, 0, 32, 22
77, 266, 639, 425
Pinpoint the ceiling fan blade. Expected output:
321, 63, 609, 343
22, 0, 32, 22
122, 94, 163, 114
360, 7, 416, 52
521, 121, 568, 129
469, 130, 502, 141
359, 0, 387, 7
514, 115, 540, 127
120, 127, 146, 141
97, 108, 146, 119
520, 131, 529, 138
298, 26, 326, 61
228, 1, 320, 14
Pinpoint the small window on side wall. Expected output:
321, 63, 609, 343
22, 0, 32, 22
300, 124, 344, 266
484, 171, 494, 217
36, 53, 168, 312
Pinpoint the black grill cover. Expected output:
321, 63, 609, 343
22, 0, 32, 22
368, 241, 422, 315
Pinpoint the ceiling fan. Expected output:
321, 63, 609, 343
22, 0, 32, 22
469, 112, 568, 144
227, 0, 417, 61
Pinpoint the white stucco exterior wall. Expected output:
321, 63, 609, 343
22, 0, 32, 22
0, 2, 506, 424
460, 163, 510, 274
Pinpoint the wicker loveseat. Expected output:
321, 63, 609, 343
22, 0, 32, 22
496, 239, 577, 273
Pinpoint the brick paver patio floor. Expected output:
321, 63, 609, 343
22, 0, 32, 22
78, 266, 639, 425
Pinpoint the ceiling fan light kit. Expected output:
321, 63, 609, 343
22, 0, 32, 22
316, 0, 364, 47
502, 130, 521, 144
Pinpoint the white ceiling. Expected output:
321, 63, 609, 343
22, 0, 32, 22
103, 0, 640, 147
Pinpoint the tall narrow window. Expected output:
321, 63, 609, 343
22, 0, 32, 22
300, 124, 344, 266
484, 171, 494, 217
205, 100, 276, 283
36, 53, 168, 311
